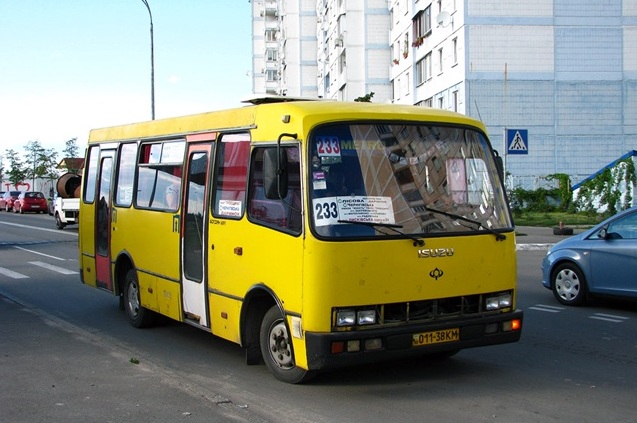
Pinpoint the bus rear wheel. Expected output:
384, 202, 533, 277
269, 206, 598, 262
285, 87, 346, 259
124, 269, 157, 328
260, 305, 314, 384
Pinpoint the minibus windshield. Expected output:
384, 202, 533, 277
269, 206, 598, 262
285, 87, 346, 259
309, 122, 511, 239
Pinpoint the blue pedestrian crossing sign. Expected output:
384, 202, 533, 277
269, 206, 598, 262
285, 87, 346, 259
506, 129, 528, 155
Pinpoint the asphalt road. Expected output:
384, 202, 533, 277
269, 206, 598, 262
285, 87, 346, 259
1, 211, 636, 423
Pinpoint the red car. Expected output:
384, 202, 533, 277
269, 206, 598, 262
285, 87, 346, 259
13, 191, 48, 214
0, 191, 21, 212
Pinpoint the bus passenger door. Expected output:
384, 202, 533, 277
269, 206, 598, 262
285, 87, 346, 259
181, 142, 213, 327
95, 151, 115, 291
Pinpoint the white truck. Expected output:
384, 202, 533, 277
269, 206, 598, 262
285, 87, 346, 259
53, 173, 81, 229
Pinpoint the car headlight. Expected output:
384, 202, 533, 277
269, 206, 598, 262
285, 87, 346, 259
485, 293, 512, 311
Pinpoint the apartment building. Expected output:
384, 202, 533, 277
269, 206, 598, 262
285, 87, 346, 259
252, 0, 637, 188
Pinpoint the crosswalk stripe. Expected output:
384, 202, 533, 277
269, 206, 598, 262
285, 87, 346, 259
529, 304, 564, 313
28, 261, 78, 275
0, 267, 29, 279
589, 313, 629, 323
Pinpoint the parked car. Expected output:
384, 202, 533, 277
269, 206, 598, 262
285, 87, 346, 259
0, 191, 21, 212
13, 191, 48, 214
542, 206, 637, 305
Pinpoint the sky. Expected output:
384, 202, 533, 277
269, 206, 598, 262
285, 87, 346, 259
0, 0, 253, 159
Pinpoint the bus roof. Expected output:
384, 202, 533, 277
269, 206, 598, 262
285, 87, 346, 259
87, 99, 487, 143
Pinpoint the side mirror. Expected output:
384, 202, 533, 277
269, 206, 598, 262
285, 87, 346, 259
264, 148, 288, 199
598, 228, 607, 239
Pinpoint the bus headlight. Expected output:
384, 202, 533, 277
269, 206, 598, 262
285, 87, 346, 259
335, 309, 377, 327
485, 293, 512, 310
336, 310, 356, 326
357, 310, 377, 325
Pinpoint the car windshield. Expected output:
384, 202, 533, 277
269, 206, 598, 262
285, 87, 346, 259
309, 122, 511, 239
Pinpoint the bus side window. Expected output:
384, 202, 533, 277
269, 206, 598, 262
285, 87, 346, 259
135, 141, 184, 211
114, 143, 138, 207
248, 146, 302, 234
212, 133, 251, 218
83, 145, 99, 204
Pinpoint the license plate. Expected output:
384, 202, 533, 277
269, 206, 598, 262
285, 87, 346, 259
412, 328, 459, 347
32, 205, 40, 208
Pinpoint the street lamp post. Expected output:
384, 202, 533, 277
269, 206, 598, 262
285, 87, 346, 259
141, 0, 155, 120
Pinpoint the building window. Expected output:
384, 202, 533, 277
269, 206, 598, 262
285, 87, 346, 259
412, 5, 431, 44
424, 52, 432, 80
265, 29, 277, 42
403, 33, 409, 58
438, 48, 443, 73
266, 70, 278, 82
452, 90, 458, 112
266, 49, 278, 62
416, 58, 425, 85
416, 55, 432, 85
339, 51, 346, 74
452, 37, 458, 64
438, 96, 444, 109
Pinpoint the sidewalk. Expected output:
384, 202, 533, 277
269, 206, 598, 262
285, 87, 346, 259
0, 295, 262, 423
514, 225, 582, 250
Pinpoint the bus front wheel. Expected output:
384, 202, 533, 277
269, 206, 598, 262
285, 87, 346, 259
259, 305, 314, 384
124, 269, 157, 328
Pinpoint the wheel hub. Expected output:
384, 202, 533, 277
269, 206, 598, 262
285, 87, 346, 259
269, 323, 293, 368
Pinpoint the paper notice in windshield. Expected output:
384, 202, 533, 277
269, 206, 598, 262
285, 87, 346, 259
313, 196, 395, 227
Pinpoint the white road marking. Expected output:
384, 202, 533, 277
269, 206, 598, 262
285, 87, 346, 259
0, 221, 77, 236
14, 246, 65, 261
28, 261, 78, 275
589, 313, 629, 323
0, 267, 29, 279
529, 304, 565, 313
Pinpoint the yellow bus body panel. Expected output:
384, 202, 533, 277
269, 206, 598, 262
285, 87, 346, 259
301, 233, 517, 333
111, 207, 182, 321
79, 200, 97, 288
206, 218, 304, 340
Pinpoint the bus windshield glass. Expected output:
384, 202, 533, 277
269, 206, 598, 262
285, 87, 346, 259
309, 123, 511, 239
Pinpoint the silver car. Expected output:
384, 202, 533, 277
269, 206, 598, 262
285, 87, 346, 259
541, 206, 637, 305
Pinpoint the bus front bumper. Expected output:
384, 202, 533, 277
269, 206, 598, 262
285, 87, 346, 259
304, 310, 523, 370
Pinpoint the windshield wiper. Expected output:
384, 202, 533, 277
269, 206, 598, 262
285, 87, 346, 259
424, 206, 506, 241
337, 220, 425, 246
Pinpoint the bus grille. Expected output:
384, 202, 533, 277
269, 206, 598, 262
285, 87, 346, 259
381, 294, 482, 325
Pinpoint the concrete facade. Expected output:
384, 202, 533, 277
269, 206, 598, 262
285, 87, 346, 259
251, 0, 637, 189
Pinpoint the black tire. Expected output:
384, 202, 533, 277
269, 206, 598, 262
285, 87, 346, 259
553, 227, 573, 236
55, 213, 66, 230
260, 305, 314, 384
552, 262, 587, 306
124, 268, 157, 328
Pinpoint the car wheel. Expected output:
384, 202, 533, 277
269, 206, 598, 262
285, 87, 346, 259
55, 213, 66, 229
552, 262, 587, 306
260, 305, 315, 384
124, 268, 157, 328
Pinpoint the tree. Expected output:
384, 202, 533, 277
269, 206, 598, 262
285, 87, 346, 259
354, 92, 375, 102
4, 149, 26, 187
23, 140, 59, 187
63, 137, 80, 159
